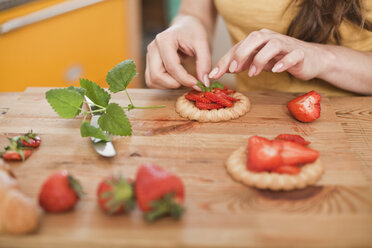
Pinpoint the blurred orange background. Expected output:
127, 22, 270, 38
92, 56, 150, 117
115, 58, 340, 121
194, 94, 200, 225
0, 0, 142, 92
0, 0, 233, 92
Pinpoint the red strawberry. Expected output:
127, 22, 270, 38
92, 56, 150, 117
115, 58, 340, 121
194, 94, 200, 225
205, 91, 233, 107
195, 102, 224, 110
185, 91, 211, 103
39, 171, 84, 213
97, 175, 135, 215
20, 131, 41, 148
1, 137, 33, 161
278, 140, 319, 166
1, 149, 32, 161
287, 90, 321, 123
247, 136, 283, 172
273, 165, 301, 174
135, 163, 185, 221
215, 91, 239, 102
275, 134, 310, 146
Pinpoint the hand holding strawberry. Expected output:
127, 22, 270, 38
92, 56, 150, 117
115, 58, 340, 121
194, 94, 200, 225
135, 164, 185, 221
97, 175, 135, 215
39, 171, 84, 213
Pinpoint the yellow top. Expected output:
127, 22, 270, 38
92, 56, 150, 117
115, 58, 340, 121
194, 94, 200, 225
214, 0, 372, 96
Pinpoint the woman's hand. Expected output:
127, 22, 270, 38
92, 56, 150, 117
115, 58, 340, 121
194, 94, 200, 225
210, 29, 329, 81
145, 15, 212, 90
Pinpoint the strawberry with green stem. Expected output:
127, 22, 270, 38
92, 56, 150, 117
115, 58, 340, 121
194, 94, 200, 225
39, 170, 84, 213
1, 137, 32, 161
17, 130, 42, 148
97, 175, 135, 215
135, 164, 185, 221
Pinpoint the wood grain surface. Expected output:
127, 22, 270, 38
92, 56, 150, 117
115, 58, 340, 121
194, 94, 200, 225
0, 88, 371, 248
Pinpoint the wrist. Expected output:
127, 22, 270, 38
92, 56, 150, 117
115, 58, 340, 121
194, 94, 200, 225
316, 44, 337, 80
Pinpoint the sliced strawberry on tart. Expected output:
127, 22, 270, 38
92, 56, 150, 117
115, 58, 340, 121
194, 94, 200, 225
175, 82, 250, 122
225, 134, 323, 191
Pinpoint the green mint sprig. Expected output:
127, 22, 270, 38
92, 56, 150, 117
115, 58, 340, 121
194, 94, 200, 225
197, 81, 224, 93
45, 59, 165, 141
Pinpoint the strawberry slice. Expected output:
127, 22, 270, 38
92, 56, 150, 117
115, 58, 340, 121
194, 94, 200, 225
273, 165, 301, 174
247, 136, 283, 172
215, 91, 239, 102
275, 134, 310, 146
287, 90, 321, 123
279, 140, 319, 165
185, 91, 211, 103
205, 91, 233, 107
195, 102, 224, 110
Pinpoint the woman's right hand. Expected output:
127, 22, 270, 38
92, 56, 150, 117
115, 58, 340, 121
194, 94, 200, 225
145, 15, 212, 90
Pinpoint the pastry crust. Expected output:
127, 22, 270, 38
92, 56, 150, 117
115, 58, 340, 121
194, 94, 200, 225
175, 92, 250, 122
225, 146, 324, 191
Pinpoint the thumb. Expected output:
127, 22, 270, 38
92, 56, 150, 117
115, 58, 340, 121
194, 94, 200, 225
194, 41, 212, 87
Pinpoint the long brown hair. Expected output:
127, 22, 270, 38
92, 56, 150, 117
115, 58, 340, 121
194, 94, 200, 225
287, 0, 372, 44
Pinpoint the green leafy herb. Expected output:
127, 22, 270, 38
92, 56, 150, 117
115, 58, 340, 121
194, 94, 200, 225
98, 103, 132, 136
68, 86, 86, 97
45, 59, 160, 142
197, 81, 224, 93
45, 88, 84, 118
107, 60, 137, 93
80, 121, 111, 142
80, 79, 111, 107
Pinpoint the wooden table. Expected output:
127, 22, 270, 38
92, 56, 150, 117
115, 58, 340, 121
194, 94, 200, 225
0, 88, 371, 248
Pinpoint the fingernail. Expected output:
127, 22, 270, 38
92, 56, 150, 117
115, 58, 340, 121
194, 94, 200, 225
209, 67, 219, 78
192, 85, 202, 91
248, 65, 256, 77
203, 74, 210, 87
272, 63, 283, 73
229, 60, 238, 73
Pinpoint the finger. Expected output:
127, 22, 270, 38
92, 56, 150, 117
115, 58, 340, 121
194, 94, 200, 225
249, 38, 290, 76
146, 42, 181, 89
272, 49, 305, 73
231, 30, 274, 72
194, 41, 212, 87
209, 41, 242, 79
155, 34, 198, 87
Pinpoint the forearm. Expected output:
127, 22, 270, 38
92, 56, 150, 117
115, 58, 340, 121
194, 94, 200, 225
318, 45, 372, 95
172, 0, 217, 41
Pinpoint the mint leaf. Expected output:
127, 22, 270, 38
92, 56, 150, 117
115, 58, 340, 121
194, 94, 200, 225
80, 121, 111, 142
98, 103, 132, 136
107, 60, 137, 93
210, 81, 224, 90
46, 88, 84, 118
197, 81, 207, 93
80, 79, 111, 107
67, 86, 86, 97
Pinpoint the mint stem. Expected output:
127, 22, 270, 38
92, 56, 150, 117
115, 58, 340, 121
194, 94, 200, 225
122, 105, 165, 110
125, 89, 134, 106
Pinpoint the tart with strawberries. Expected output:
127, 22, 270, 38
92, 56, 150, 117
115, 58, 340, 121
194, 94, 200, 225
176, 82, 250, 122
226, 134, 324, 191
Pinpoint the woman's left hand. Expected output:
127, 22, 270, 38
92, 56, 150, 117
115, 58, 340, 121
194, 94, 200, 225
209, 28, 329, 81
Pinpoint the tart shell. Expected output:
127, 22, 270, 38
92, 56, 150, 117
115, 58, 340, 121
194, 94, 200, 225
225, 146, 324, 191
175, 92, 250, 122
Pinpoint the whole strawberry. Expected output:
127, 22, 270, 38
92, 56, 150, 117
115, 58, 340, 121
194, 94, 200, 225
39, 171, 84, 213
97, 175, 135, 215
135, 164, 185, 221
